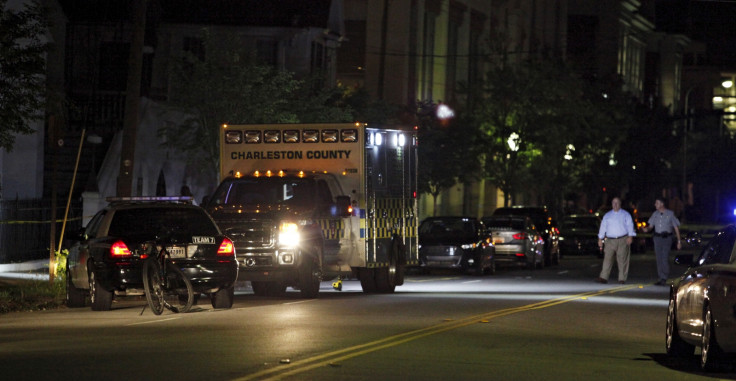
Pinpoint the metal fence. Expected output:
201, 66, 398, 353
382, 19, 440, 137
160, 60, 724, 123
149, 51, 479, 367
0, 199, 83, 264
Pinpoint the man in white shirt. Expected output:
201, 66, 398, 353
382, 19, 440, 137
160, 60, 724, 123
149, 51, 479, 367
596, 197, 637, 284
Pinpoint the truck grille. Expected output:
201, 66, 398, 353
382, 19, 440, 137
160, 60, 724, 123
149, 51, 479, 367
221, 220, 275, 248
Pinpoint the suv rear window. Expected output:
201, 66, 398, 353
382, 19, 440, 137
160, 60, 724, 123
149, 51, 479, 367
108, 207, 218, 236
494, 207, 548, 227
483, 218, 526, 230
419, 219, 476, 239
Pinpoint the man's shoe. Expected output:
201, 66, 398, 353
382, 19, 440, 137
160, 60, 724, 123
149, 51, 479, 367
654, 279, 666, 286
619, 280, 625, 284
596, 277, 608, 284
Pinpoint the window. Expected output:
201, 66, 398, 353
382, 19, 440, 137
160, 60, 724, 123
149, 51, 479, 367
183, 37, 205, 61
256, 40, 277, 66
98, 42, 129, 91
698, 227, 736, 265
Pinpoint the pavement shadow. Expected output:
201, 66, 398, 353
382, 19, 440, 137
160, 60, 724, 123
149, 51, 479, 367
644, 353, 736, 379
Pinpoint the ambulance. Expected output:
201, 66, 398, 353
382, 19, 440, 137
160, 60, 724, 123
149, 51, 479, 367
204, 123, 418, 296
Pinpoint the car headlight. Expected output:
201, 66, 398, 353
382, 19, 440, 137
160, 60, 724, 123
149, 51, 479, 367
278, 221, 301, 247
460, 243, 477, 250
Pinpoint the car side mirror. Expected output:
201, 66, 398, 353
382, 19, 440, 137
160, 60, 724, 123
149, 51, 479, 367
335, 196, 352, 217
69, 227, 86, 242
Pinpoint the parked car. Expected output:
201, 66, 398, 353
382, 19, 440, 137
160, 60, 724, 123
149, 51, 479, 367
418, 216, 495, 275
492, 206, 560, 265
558, 214, 601, 256
482, 215, 544, 269
666, 224, 736, 371
65, 197, 239, 311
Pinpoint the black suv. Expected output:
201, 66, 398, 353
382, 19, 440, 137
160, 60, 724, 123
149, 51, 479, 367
492, 206, 560, 266
65, 197, 239, 311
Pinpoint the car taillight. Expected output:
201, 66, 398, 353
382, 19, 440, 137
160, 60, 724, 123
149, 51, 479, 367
512, 232, 527, 240
110, 241, 132, 257
217, 238, 235, 256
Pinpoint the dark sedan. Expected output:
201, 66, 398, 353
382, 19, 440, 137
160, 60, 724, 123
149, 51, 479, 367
666, 224, 736, 371
65, 197, 238, 311
418, 217, 495, 275
558, 214, 601, 256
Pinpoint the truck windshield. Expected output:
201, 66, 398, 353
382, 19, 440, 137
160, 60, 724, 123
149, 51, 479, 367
211, 178, 315, 206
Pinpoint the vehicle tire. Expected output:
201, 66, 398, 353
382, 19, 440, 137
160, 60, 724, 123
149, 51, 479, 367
526, 257, 535, 270
552, 247, 560, 266
473, 259, 485, 276
537, 253, 545, 269
143, 259, 165, 315
89, 269, 112, 311
298, 256, 320, 298
375, 266, 396, 293
66, 269, 86, 308
358, 268, 377, 293
666, 297, 694, 357
376, 240, 401, 292
701, 305, 724, 371
487, 258, 496, 275
164, 263, 194, 313
211, 285, 234, 309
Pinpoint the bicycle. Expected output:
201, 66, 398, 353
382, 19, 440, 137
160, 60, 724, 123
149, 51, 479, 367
142, 235, 194, 315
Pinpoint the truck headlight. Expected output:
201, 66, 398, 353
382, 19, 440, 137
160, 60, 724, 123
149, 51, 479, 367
278, 222, 301, 247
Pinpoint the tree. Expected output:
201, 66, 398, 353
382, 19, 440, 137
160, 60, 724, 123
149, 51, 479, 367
0, 0, 47, 152
416, 102, 482, 215
462, 55, 632, 212
162, 29, 354, 175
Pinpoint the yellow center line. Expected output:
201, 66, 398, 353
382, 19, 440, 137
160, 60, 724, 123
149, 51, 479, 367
232, 284, 641, 381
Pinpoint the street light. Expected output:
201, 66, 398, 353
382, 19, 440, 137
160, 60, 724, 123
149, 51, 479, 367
507, 132, 520, 152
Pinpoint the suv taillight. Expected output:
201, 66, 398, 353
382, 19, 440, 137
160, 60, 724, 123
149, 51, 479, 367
217, 238, 235, 256
110, 241, 132, 257
512, 232, 527, 240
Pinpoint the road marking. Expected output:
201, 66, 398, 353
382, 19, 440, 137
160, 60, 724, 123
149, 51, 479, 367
231, 284, 640, 381
282, 300, 315, 306
126, 317, 180, 326
407, 277, 460, 283
462, 280, 481, 284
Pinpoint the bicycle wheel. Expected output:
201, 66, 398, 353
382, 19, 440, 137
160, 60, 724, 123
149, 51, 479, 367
143, 258, 165, 315
162, 262, 194, 313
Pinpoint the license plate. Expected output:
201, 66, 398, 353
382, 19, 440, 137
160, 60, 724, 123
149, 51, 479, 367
167, 246, 186, 258
493, 237, 505, 244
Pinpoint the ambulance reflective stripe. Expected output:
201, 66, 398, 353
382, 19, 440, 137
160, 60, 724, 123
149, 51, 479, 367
368, 198, 417, 239
317, 219, 345, 239
359, 208, 366, 239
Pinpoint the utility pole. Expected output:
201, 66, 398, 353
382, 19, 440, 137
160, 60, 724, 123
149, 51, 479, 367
117, 0, 147, 196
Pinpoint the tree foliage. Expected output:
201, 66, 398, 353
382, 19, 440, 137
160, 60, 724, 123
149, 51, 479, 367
415, 101, 483, 215
462, 55, 635, 211
0, 0, 47, 152
162, 29, 354, 174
